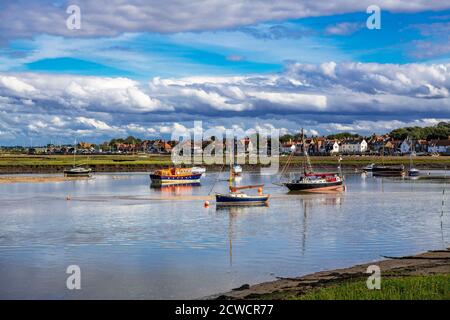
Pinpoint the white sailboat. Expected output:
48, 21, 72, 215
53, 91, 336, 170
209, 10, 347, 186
64, 139, 92, 177
407, 137, 420, 177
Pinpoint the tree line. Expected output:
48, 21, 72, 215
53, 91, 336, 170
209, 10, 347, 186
278, 122, 450, 142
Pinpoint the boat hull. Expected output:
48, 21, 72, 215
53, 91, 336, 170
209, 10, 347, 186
371, 165, 404, 177
63, 169, 92, 177
150, 173, 202, 185
215, 194, 269, 205
191, 167, 206, 175
64, 172, 92, 177
284, 180, 343, 192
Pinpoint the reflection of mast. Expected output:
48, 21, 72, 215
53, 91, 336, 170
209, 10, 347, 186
301, 199, 308, 255
228, 210, 236, 266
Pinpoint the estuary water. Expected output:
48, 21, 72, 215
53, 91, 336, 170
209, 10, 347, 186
0, 171, 449, 299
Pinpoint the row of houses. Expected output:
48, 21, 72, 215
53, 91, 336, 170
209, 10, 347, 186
280, 138, 367, 155
38, 139, 175, 155
19, 136, 450, 156
280, 136, 450, 155
112, 140, 174, 154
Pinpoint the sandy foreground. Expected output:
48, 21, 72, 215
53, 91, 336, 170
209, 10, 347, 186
214, 248, 450, 299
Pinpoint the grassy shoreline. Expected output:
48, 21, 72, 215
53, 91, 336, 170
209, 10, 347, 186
216, 248, 450, 300
291, 274, 450, 300
1, 154, 450, 174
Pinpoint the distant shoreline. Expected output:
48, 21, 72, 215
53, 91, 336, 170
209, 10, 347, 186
1, 154, 450, 174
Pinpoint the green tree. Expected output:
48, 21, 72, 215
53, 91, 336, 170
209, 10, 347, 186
327, 132, 360, 140
389, 122, 450, 140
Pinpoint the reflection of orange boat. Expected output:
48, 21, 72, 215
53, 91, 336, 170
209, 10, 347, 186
150, 167, 202, 185
151, 183, 199, 195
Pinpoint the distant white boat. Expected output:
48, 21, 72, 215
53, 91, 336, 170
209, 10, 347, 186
363, 163, 375, 171
191, 166, 206, 174
64, 166, 92, 177
407, 137, 420, 177
408, 168, 420, 177
232, 165, 242, 176
64, 138, 92, 177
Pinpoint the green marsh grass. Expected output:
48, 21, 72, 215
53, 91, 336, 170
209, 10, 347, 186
290, 275, 450, 300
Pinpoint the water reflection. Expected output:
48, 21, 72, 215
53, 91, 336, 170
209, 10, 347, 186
150, 182, 201, 196
299, 192, 344, 255
214, 192, 344, 266
216, 204, 270, 267
301, 192, 344, 208
233, 176, 242, 185
0, 172, 449, 299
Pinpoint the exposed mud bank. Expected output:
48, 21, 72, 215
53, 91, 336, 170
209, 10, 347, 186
0, 162, 448, 174
212, 248, 450, 300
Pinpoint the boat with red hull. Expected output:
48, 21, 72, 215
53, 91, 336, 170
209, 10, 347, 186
284, 173, 344, 192
281, 129, 345, 192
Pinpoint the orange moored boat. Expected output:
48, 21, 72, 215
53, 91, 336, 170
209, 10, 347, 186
150, 167, 203, 185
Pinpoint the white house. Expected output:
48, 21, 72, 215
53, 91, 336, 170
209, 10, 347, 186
400, 139, 413, 154
339, 139, 368, 154
280, 142, 296, 154
428, 140, 450, 154
329, 141, 340, 154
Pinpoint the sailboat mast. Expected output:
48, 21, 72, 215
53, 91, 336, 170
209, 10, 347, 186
409, 136, 414, 169
229, 140, 233, 189
73, 138, 77, 167
301, 129, 313, 174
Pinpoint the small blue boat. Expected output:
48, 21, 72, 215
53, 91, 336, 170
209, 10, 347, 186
215, 151, 269, 206
216, 183, 269, 206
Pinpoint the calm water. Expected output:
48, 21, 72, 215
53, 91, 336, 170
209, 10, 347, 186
0, 171, 449, 299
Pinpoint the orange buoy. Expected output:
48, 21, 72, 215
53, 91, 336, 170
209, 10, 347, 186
258, 187, 263, 194
204, 201, 209, 208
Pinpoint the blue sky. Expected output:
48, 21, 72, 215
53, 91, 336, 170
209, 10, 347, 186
3, 10, 450, 77
0, 1, 450, 145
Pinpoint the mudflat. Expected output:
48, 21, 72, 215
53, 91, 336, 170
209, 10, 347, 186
0, 176, 90, 184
